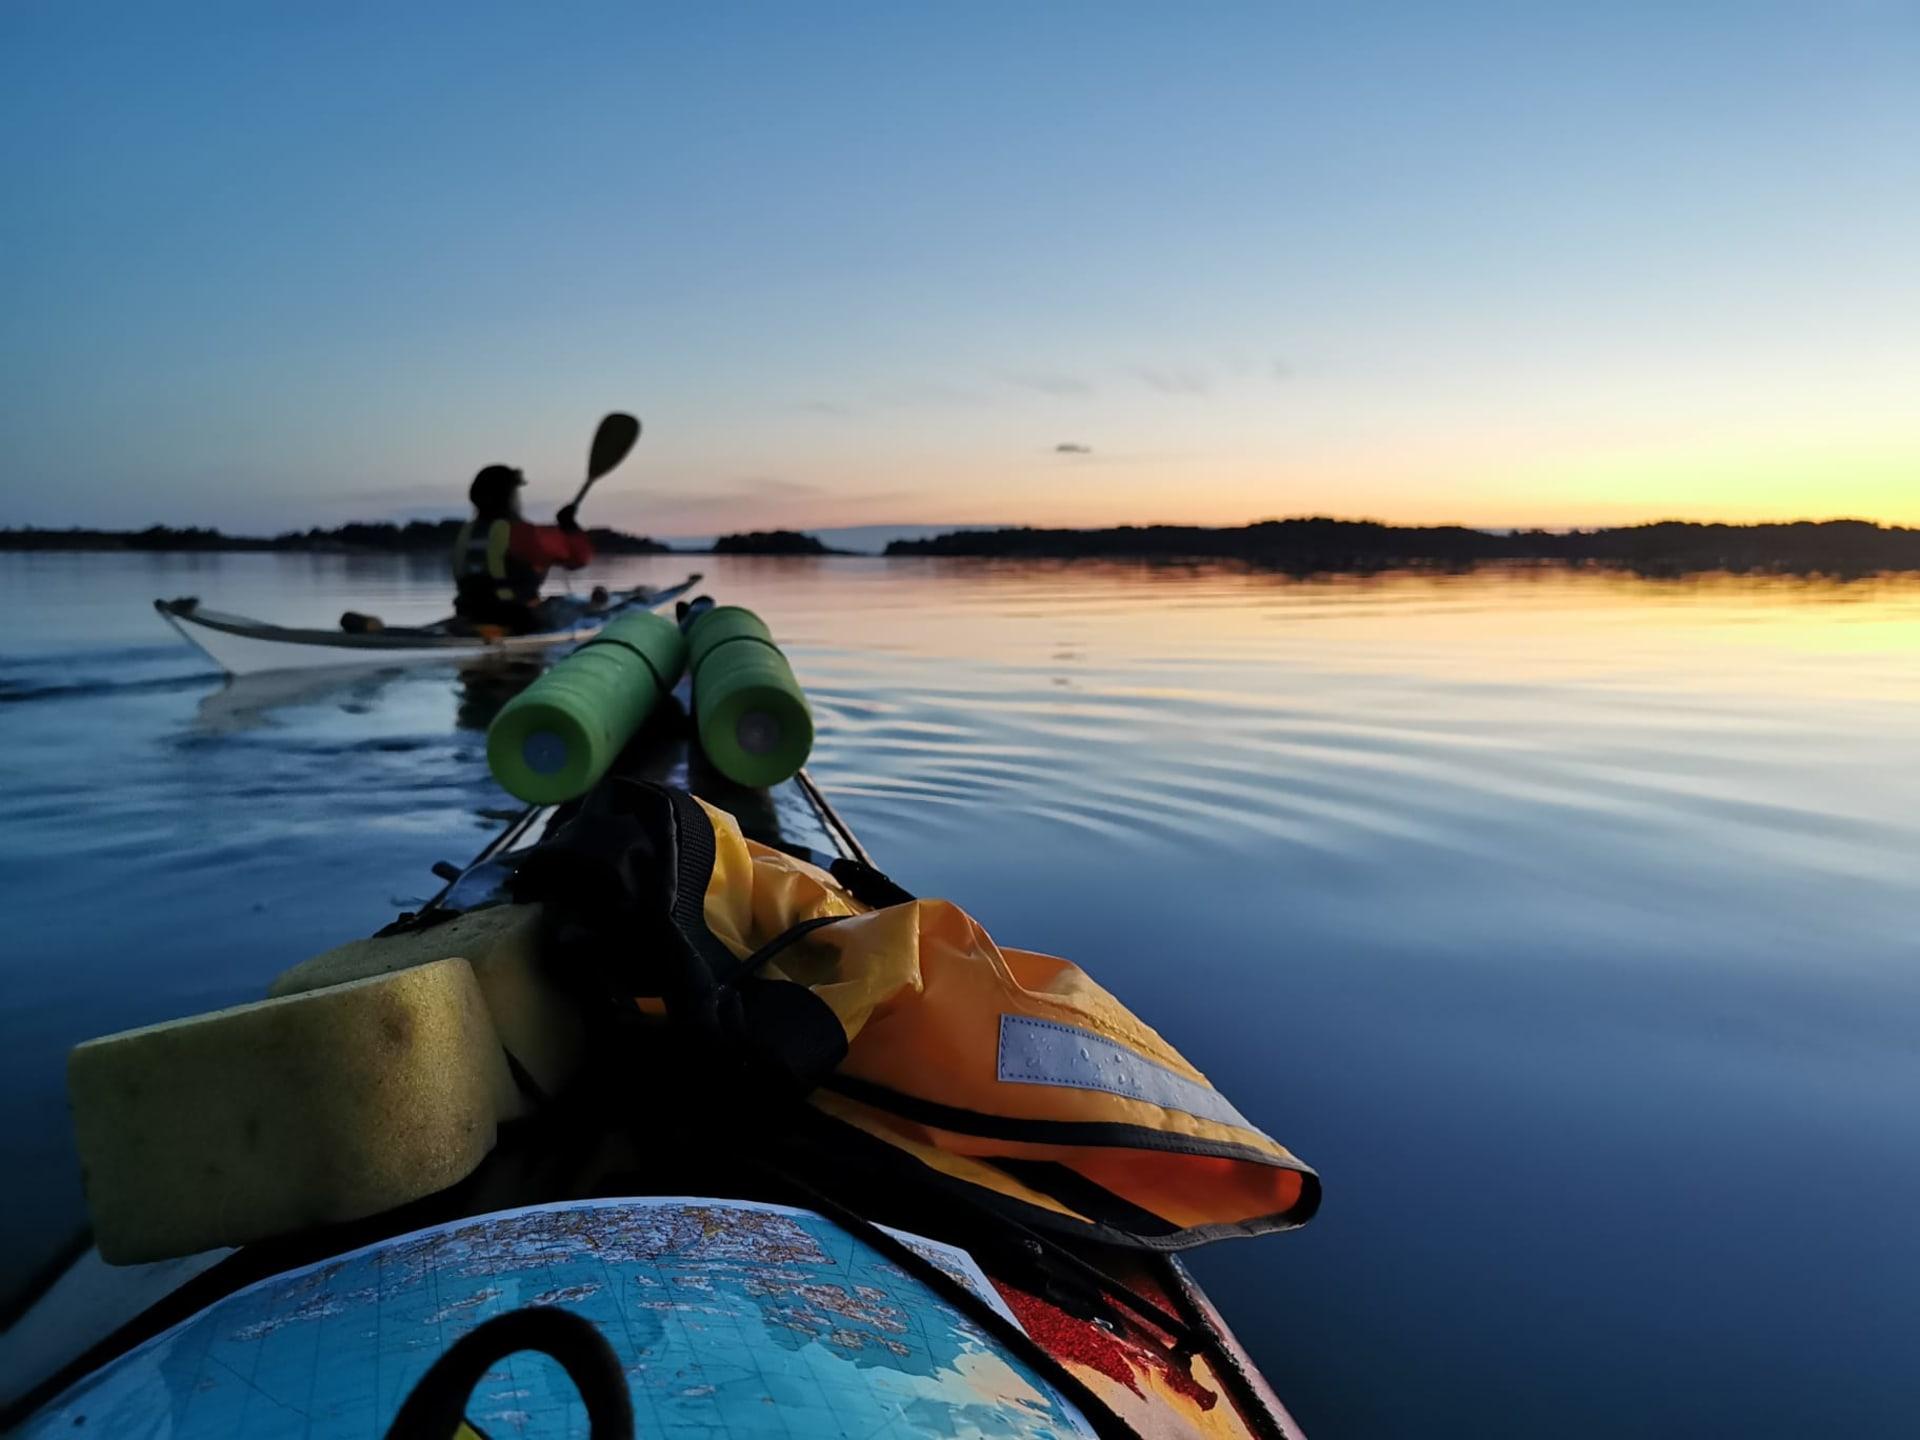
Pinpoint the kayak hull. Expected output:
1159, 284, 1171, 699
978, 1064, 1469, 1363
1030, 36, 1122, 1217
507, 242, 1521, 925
153, 575, 701, 676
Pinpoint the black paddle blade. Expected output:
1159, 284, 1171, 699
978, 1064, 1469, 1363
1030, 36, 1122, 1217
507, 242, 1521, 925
587, 413, 641, 482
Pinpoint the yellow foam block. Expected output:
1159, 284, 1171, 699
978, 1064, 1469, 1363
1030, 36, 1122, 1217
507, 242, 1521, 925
269, 904, 587, 1112
70, 958, 512, 1265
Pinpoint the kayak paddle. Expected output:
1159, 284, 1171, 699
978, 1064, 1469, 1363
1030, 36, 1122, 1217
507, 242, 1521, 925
570, 412, 642, 513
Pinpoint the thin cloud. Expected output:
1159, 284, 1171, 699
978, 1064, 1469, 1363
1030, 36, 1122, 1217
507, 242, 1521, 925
1006, 372, 1093, 397
873, 380, 988, 409
1125, 364, 1212, 396
737, 477, 823, 497
1055, 443, 1092, 454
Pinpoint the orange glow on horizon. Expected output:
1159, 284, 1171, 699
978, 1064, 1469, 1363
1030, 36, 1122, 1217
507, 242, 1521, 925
590, 435, 1920, 538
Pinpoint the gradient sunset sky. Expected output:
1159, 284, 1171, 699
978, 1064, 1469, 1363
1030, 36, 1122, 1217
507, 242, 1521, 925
4, 3, 1916, 538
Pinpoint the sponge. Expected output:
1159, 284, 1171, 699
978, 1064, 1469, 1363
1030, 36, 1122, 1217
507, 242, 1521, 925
268, 904, 585, 1112
70, 958, 510, 1264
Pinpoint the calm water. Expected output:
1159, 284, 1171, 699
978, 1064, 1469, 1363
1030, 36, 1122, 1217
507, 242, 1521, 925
4, 552, 1918, 1437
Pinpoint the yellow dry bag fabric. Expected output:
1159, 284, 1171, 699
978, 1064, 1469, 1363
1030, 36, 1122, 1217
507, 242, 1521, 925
686, 795, 1319, 1248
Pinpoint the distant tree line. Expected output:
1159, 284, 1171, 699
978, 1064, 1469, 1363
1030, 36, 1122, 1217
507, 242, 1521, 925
0, 520, 669, 554
884, 518, 1920, 576
12, 517, 1918, 573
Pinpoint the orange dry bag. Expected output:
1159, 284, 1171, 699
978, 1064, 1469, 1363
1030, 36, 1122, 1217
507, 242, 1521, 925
513, 781, 1319, 1249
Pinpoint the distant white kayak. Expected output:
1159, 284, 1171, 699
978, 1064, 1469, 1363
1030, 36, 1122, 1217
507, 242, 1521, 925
153, 574, 702, 676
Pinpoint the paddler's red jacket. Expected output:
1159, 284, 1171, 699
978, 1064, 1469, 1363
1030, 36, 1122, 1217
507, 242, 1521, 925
453, 515, 593, 624
507, 520, 594, 574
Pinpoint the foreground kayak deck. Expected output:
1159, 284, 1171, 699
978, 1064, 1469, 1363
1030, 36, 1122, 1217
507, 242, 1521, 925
21, 1198, 1127, 1439
153, 573, 702, 676
6, 681, 1306, 1440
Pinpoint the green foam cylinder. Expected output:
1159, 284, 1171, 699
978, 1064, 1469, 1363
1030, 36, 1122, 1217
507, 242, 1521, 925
688, 605, 814, 788
487, 612, 687, 803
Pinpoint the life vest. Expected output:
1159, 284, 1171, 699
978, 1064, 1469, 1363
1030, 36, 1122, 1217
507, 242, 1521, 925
453, 516, 539, 609
513, 781, 1320, 1250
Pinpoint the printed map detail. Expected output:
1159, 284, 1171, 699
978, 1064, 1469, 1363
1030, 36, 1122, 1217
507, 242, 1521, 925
24, 1198, 1095, 1440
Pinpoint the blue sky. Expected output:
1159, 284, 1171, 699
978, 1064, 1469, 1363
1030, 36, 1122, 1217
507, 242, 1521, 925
3, 2, 1916, 536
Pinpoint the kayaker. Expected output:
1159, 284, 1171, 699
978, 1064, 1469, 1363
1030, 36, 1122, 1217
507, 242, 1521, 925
452, 464, 595, 631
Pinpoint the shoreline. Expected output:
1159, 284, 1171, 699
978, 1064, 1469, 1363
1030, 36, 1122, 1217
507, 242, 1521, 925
8, 516, 1920, 576
882, 518, 1920, 577
0, 524, 843, 559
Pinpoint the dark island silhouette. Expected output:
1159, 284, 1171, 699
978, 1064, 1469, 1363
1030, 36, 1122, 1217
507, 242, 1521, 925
0, 522, 865, 558
710, 529, 844, 555
884, 518, 1920, 577
0, 521, 675, 555
11, 516, 1920, 575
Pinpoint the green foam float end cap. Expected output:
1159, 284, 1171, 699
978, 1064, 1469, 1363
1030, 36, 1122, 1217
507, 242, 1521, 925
687, 605, 814, 789
487, 611, 688, 803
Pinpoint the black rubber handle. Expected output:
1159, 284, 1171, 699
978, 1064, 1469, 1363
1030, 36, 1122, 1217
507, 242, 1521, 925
383, 1306, 634, 1439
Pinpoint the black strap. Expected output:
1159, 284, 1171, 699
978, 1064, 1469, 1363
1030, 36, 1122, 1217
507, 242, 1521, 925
828, 856, 917, 908
716, 913, 853, 985
657, 785, 750, 989
1157, 1255, 1296, 1440
754, 843, 916, 910
655, 786, 851, 1092
382, 1305, 634, 1439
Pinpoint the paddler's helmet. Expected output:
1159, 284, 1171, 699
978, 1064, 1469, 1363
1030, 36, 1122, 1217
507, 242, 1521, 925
469, 465, 525, 512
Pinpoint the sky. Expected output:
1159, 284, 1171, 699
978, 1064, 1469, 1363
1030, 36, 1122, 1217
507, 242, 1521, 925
2, 1, 1917, 538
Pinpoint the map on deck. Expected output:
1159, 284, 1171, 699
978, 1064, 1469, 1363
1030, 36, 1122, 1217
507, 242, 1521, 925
24, 1197, 1096, 1440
